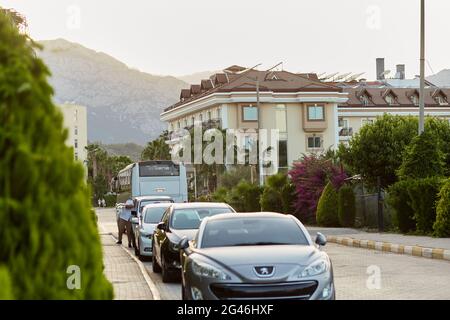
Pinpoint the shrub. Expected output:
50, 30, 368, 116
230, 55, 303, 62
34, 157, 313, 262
0, 13, 112, 299
211, 187, 228, 203
289, 154, 347, 223
227, 180, 262, 212
260, 173, 295, 214
104, 194, 117, 207
433, 179, 450, 237
338, 185, 356, 227
388, 180, 416, 233
316, 182, 340, 227
0, 267, 13, 300
407, 177, 443, 234
397, 130, 445, 180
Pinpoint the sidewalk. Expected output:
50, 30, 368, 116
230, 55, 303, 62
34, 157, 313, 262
307, 226, 450, 261
98, 208, 154, 300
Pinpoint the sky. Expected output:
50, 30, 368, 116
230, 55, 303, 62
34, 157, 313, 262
1, 0, 449, 79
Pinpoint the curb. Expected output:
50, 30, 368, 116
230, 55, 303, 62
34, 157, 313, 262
327, 236, 450, 262
109, 234, 161, 300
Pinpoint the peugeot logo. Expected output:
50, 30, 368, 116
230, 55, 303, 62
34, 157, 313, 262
254, 266, 275, 278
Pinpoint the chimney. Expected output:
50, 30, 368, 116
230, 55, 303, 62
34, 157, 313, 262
396, 64, 405, 80
376, 58, 385, 80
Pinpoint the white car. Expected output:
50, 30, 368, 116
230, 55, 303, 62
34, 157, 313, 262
131, 202, 172, 259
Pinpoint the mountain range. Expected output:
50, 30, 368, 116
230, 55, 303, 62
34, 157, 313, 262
37, 39, 188, 145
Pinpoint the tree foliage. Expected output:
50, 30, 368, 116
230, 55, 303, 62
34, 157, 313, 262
0, 13, 112, 299
338, 184, 356, 227
433, 179, 450, 237
388, 180, 416, 233
141, 131, 171, 161
260, 173, 295, 214
289, 154, 347, 223
397, 130, 445, 180
316, 182, 340, 227
226, 180, 262, 212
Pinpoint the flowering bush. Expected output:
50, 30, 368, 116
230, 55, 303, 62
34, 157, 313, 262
289, 154, 347, 223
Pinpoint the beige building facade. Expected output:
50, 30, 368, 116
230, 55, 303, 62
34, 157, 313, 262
161, 67, 347, 172
58, 104, 88, 167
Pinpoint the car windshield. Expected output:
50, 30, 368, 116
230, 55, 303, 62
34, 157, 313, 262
171, 207, 233, 230
139, 199, 172, 212
144, 206, 169, 224
201, 217, 309, 248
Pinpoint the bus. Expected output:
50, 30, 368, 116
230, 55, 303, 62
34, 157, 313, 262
114, 160, 188, 204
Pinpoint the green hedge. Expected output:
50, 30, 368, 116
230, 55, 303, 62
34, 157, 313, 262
0, 13, 112, 299
338, 185, 356, 227
316, 182, 340, 227
260, 173, 295, 214
0, 267, 13, 300
433, 179, 450, 237
388, 180, 416, 233
104, 194, 117, 207
227, 180, 262, 212
407, 177, 443, 234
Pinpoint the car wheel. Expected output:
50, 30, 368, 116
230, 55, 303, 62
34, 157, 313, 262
161, 255, 173, 283
152, 243, 161, 273
134, 239, 140, 257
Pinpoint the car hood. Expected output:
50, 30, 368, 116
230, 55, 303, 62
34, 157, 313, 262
195, 245, 324, 282
172, 229, 198, 241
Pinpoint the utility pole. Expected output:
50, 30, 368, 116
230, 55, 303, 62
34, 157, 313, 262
419, 0, 425, 134
257, 76, 264, 186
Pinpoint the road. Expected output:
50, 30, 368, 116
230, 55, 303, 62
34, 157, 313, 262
97, 208, 450, 300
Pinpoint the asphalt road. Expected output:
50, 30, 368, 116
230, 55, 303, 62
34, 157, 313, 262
98, 208, 450, 300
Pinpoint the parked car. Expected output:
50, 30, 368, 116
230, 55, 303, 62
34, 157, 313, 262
132, 196, 174, 218
179, 212, 335, 300
131, 202, 172, 259
152, 202, 236, 282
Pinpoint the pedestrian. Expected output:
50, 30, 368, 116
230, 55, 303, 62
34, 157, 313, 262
102, 198, 106, 208
97, 198, 101, 208
116, 199, 136, 248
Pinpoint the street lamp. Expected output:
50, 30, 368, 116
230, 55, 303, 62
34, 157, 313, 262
419, 0, 425, 134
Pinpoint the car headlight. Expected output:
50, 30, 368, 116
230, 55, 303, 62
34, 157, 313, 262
298, 259, 329, 278
191, 261, 231, 280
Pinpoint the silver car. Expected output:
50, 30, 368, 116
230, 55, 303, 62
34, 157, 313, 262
131, 203, 172, 259
179, 212, 335, 300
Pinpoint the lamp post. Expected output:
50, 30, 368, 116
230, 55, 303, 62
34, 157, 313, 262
419, 0, 425, 134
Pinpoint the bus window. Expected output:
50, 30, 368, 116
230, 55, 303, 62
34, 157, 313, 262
139, 162, 180, 177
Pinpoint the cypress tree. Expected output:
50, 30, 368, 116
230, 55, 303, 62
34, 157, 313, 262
0, 11, 112, 299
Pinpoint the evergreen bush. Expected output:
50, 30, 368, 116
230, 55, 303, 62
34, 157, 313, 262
260, 173, 295, 214
407, 177, 443, 234
316, 182, 340, 227
337, 185, 356, 227
0, 13, 112, 299
388, 180, 416, 233
433, 179, 450, 237
227, 180, 262, 212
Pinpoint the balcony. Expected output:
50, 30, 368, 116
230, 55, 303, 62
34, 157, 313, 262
339, 127, 353, 140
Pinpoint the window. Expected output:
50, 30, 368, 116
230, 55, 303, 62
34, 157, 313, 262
74, 126, 78, 135
191, 116, 195, 125
217, 108, 221, 119
184, 119, 188, 127
199, 113, 203, 122
139, 162, 180, 177
207, 111, 211, 121
411, 95, 419, 106
144, 206, 170, 224
177, 121, 181, 129
242, 105, 258, 121
74, 109, 78, 121
360, 95, 370, 106
436, 95, 447, 105
74, 139, 78, 149
362, 118, 374, 126
307, 136, 321, 149
385, 94, 395, 105
338, 117, 348, 128
278, 140, 288, 168
307, 105, 324, 121
275, 104, 287, 133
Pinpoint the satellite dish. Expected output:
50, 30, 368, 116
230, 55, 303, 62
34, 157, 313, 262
345, 72, 365, 82
380, 70, 391, 78
335, 72, 352, 81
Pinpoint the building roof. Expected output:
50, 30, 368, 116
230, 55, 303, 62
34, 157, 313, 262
340, 87, 450, 107
164, 68, 343, 113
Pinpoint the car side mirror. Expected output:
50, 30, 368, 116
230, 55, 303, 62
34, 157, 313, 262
131, 210, 137, 217
179, 237, 189, 250
157, 222, 166, 230
315, 232, 327, 246
131, 217, 139, 225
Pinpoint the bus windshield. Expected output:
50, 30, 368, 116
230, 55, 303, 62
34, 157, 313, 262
139, 162, 179, 177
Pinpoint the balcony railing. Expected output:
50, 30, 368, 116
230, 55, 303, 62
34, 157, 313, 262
339, 127, 353, 137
